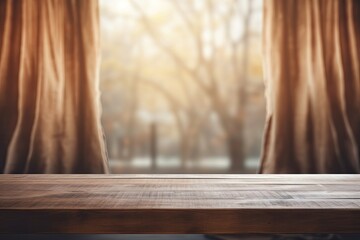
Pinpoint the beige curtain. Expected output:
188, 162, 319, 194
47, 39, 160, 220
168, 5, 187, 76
260, 0, 360, 173
0, 0, 109, 173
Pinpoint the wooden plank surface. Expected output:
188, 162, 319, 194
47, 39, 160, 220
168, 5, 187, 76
0, 174, 359, 234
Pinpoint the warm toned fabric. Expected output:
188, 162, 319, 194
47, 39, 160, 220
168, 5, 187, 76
260, 0, 360, 173
0, 0, 109, 173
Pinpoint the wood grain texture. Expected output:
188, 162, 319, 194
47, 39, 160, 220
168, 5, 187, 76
0, 175, 359, 234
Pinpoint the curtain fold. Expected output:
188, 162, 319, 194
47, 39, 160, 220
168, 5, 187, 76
260, 0, 360, 173
0, 0, 109, 173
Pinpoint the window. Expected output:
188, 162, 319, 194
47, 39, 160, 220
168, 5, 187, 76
100, 0, 264, 174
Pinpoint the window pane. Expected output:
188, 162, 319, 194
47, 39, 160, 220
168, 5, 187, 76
100, 0, 264, 174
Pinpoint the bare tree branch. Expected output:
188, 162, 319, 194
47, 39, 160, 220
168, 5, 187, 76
129, 0, 212, 93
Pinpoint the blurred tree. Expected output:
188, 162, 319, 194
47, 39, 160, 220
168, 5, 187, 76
130, 0, 258, 171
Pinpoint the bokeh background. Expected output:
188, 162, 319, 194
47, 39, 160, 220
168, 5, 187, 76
99, 0, 264, 174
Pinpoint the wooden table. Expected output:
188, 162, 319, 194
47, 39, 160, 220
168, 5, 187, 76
0, 175, 359, 234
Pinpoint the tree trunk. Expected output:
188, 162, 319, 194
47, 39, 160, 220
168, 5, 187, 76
149, 122, 157, 170
226, 0, 254, 174
180, 137, 189, 169
227, 131, 245, 173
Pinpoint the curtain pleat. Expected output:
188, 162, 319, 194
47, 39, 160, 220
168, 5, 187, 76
0, 0, 109, 173
260, 0, 360, 173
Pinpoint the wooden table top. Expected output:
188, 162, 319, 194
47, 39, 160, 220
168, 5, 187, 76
0, 174, 359, 234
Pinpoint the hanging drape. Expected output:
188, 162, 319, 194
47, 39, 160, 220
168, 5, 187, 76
0, 0, 109, 173
260, 0, 360, 173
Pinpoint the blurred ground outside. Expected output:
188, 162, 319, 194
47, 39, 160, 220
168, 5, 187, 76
109, 157, 259, 173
